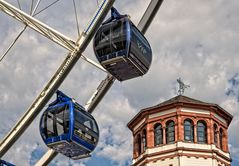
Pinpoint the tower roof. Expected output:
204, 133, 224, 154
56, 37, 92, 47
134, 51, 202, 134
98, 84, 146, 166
150, 95, 209, 108
127, 95, 233, 130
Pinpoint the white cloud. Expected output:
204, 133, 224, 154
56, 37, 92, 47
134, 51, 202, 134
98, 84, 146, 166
0, 0, 239, 165
91, 91, 136, 165
229, 144, 239, 160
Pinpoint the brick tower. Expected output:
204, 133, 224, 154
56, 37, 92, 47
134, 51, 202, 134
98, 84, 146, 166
127, 95, 233, 166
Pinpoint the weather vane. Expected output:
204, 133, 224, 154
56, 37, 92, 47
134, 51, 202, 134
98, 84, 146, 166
177, 78, 190, 95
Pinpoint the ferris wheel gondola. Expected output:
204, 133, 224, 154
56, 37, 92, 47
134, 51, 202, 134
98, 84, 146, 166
93, 7, 152, 81
39, 91, 99, 159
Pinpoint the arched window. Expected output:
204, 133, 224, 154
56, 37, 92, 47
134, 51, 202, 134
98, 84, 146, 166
154, 123, 163, 146
214, 124, 218, 146
184, 119, 194, 142
137, 134, 141, 155
166, 121, 175, 144
142, 129, 147, 151
219, 128, 223, 149
197, 121, 207, 143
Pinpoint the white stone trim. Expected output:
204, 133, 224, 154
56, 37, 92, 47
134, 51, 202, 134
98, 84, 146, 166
133, 142, 231, 166
149, 108, 176, 119
214, 113, 227, 124
133, 118, 146, 131
181, 108, 210, 115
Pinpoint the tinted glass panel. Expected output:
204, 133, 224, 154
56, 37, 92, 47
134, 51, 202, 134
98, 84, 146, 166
131, 25, 151, 62
131, 25, 150, 51
95, 25, 111, 57
74, 108, 97, 133
111, 20, 126, 52
45, 104, 69, 138
46, 112, 54, 137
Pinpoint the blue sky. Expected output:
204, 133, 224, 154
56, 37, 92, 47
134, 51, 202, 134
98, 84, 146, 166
0, 0, 239, 165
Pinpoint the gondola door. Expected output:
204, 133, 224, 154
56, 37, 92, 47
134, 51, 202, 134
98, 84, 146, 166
41, 103, 70, 142
73, 106, 99, 149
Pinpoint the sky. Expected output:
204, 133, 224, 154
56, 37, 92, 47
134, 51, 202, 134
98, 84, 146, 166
0, 0, 239, 165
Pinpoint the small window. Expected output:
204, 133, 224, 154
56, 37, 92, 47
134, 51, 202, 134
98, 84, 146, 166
197, 121, 207, 143
137, 134, 141, 155
184, 119, 194, 142
214, 124, 218, 146
154, 123, 163, 146
166, 121, 175, 144
219, 128, 223, 149
142, 129, 147, 151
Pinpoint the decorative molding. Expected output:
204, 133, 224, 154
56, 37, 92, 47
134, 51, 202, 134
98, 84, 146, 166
132, 145, 231, 166
149, 108, 176, 119
214, 113, 227, 125
133, 118, 146, 132
181, 108, 210, 115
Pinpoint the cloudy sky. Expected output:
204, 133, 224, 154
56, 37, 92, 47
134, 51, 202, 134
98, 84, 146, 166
0, 0, 239, 165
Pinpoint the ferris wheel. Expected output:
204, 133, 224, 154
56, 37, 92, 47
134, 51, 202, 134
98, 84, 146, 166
0, 0, 164, 165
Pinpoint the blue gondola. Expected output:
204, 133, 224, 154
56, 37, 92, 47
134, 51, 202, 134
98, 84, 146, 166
0, 160, 15, 166
39, 91, 99, 159
93, 7, 152, 81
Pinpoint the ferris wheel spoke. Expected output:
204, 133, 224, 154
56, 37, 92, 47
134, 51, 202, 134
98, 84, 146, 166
0, 0, 43, 63
72, 0, 80, 37
17, 0, 21, 10
33, 0, 60, 17
0, 25, 27, 63
29, 0, 34, 15
0, 0, 77, 50
31, 0, 42, 15
0, 0, 108, 70
81, 54, 107, 73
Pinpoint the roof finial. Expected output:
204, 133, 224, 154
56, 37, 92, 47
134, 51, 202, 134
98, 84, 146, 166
177, 78, 190, 95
